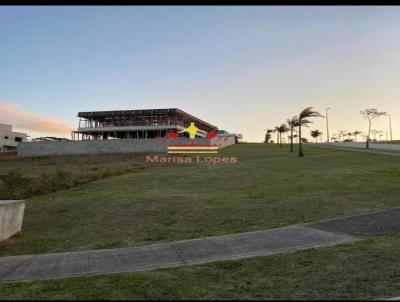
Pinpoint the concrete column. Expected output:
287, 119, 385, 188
0, 200, 25, 241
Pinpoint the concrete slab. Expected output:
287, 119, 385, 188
309, 207, 400, 237
0, 200, 25, 241
0, 225, 357, 283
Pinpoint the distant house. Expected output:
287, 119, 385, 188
0, 124, 27, 152
217, 130, 242, 144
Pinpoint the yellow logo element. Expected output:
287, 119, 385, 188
167, 121, 220, 154
178, 122, 207, 140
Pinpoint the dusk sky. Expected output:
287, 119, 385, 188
0, 6, 399, 141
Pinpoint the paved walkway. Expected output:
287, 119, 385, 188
310, 207, 400, 237
314, 142, 400, 156
2, 207, 400, 283
0, 225, 357, 283
324, 142, 400, 151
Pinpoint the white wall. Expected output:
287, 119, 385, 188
0, 124, 27, 152
18, 136, 237, 157
210, 134, 237, 147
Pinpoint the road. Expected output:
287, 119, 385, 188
317, 142, 400, 152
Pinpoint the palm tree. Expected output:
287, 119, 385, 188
287, 116, 299, 152
287, 116, 311, 152
288, 134, 298, 143
338, 130, 347, 142
310, 130, 323, 143
298, 107, 324, 157
264, 128, 274, 143
274, 126, 280, 146
275, 124, 289, 148
353, 130, 361, 142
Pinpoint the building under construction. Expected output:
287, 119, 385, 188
72, 108, 218, 140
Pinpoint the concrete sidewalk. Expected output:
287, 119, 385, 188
0, 225, 357, 283
314, 143, 400, 156
310, 207, 400, 237
322, 142, 400, 152
3, 206, 400, 283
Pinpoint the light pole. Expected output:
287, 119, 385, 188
384, 112, 393, 141
325, 107, 331, 144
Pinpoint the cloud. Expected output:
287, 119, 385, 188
0, 103, 73, 135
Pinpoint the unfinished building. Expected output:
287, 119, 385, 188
72, 108, 218, 140
0, 124, 27, 152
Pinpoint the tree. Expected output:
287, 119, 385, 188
288, 134, 298, 141
360, 109, 386, 148
287, 116, 299, 152
275, 124, 289, 148
264, 129, 274, 143
371, 129, 383, 141
310, 130, 323, 143
274, 126, 280, 146
338, 130, 347, 142
298, 107, 324, 157
287, 116, 312, 152
353, 130, 361, 142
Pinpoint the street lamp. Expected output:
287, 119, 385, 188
389, 113, 393, 141
325, 107, 331, 144
384, 112, 393, 141
383, 112, 393, 141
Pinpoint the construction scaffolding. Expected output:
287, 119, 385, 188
71, 108, 218, 140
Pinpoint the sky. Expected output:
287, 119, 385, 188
0, 6, 399, 142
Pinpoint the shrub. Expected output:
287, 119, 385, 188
0, 170, 31, 199
32, 170, 74, 194
0, 164, 143, 199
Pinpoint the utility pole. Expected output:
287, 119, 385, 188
325, 107, 331, 144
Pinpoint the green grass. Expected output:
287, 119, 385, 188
1, 234, 400, 300
0, 153, 146, 177
0, 153, 147, 199
1, 143, 400, 300
1, 143, 400, 256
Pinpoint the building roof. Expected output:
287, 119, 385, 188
77, 108, 217, 129
0, 124, 27, 137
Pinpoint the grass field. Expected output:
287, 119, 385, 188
0, 153, 146, 199
1, 143, 400, 257
1, 143, 400, 299
0, 152, 147, 177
